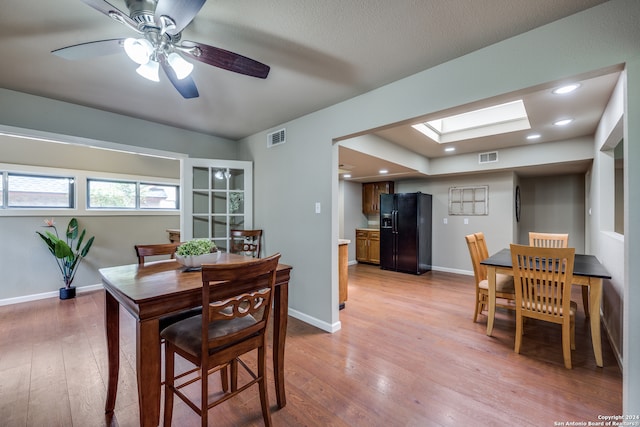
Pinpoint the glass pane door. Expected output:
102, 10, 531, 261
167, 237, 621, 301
182, 159, 253, 252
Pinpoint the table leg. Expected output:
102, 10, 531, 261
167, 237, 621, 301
105, 291, 119, 413
272, 282, 288, 408
486, 266, 497, 336
136, 319, 161, 427
589, 278, 603, 367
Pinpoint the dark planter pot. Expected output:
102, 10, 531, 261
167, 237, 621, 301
59, 286, 76, 300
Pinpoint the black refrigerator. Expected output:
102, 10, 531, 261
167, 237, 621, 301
380, 192, 432, 274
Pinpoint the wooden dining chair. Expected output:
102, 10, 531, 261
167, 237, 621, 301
528, 232, 589, 317
161, 253, 281, 427
230, 229, 262, 258
465, 232, 515, 323
135, 243, 202, 335
134, 242, 180, 265
528, 232, 569, 248
510, 244, 577, 369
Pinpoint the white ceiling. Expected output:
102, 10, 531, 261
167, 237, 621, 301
340, 66, 622, 181
0, 0, 614, 179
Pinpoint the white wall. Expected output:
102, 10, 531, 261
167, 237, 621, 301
0, 0, 637, 415
518, 174, 586, 251
394, 172, 515, 273
0, 97, 239, 302
339, 180, 365, 263
240, 0, 640, 414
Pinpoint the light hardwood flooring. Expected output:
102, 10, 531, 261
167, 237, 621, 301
0, 264, 622, 426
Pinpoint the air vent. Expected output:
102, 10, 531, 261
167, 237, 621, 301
479, 151, 498, 164
267, 129, 286, 147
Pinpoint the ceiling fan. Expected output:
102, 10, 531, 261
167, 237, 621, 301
52, 0, 270, 99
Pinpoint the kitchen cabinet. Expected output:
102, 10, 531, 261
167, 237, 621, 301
362, 181, 394, 215
355, 229, 380, 265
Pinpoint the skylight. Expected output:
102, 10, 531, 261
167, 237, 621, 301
412, 100, 530, 144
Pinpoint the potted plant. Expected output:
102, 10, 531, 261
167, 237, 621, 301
36, 218, 95, 300
175, 239, 219, 269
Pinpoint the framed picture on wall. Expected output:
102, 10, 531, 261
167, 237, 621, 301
449, 185, 488, 215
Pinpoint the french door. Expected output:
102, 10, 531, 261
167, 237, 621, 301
181, 158, 253, 252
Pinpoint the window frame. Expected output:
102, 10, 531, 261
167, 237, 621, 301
1, 171, 75, 209
0, 162, 180, 217
86, 178, 180, 210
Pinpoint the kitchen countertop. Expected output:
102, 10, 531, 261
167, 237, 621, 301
338, 239, 351, 245
356, 228, 380, 231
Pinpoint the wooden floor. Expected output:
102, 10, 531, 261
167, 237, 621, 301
0, 264, 622, 426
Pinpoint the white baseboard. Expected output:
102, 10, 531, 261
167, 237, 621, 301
431, 265, 473, 276
287, 307, 341, 333
0, 283, 103, 306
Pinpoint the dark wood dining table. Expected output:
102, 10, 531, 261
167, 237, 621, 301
481, 248, 611, 367
99, 253, 293, 427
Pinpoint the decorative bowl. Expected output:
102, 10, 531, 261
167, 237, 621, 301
175, 251, 221, 268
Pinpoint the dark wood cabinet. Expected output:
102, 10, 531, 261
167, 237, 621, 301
362, 181, 394, 214
355, 229, 380, 265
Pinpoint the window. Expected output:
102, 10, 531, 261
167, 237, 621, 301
1, 163, 180, 216
449, 185, 489, 215
87, 179, 179, 210
1, 172, 74, 208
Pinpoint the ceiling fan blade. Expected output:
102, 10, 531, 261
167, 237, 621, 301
160, 60, 199, 99
80, 0, 141, 33
179, 41, 270, 79
52, 39, 125, 60
155, 0, 206, 35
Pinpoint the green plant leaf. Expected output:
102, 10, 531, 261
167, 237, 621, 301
80, 236, 95, 257
66, 218, 79, 240
54, 240, 73, 259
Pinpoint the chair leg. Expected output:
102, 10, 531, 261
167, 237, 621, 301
231, 359, 239, 392
258, 346, 273, 427
201, 364, 209, 427
163, 346, 175, 427
570, 314, 576, 351
562, 320, 572, 369
474, 291, 487, 322
514, 312, 523, 354
581, 286, 590, 317
221, 364, 229, 392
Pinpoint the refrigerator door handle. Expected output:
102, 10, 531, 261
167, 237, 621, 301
392, 210, 397, 233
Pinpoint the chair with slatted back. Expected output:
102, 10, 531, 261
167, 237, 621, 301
135, 243, 203, 341
510, 244, 577, 369
528, 232, 588, 317
161, 253, 281, 427
465, 232, 516, 323
230, 229, 262, 258
135, 243, 180, 265
528, 232, 569, 248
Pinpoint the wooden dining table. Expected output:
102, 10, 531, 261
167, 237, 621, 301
481, 248, 611, 367
99, 253, 293, 427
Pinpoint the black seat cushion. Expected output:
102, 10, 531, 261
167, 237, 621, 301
160, 314, 257, 358
159, 307, 202, 331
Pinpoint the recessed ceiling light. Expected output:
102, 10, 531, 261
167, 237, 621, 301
526, 133, 541, 140
343, 174, 351, 178
553, 118, 573, 126
379, 169, 388, 174
445, 147, 455, 152
553, 84, 581, 95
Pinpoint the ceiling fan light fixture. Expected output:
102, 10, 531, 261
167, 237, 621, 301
167, 52, 194, 80
136, 60, 160, 82
124, 37, 153, 65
